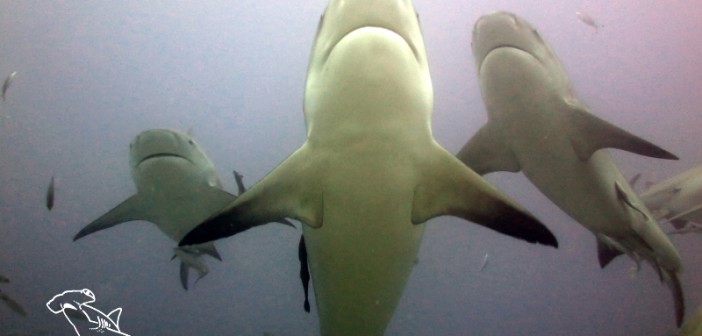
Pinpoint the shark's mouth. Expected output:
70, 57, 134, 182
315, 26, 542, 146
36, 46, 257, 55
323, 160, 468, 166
325, 26, 419, 63
137, 153, 191, 166
479, 44, 534, 72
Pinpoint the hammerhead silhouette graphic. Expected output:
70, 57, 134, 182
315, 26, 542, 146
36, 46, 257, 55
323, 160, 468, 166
46, 289, 130, 336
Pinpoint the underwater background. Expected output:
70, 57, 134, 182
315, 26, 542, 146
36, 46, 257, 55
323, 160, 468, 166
1, 1, 700, 335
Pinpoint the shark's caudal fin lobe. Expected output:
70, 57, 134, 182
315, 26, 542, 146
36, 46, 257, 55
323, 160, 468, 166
74, 195, 147, 241
180, 147, 323, 247
456, 123, 521, 175
566, 105, 678, 161
415, 146, 558, 247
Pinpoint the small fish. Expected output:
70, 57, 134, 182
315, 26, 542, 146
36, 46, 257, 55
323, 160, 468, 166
0, 275, 9, 283
2, 71, 17, 102
479, 253, 489, 272
576, 11, 602, 31
0, 290, 28, 316
298, 236, 311, 313
46, 175, 55, 210
233, 170, 246, 196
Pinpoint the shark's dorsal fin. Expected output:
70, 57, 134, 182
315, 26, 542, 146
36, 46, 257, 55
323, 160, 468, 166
107, 307, 122, 328
74, 194, 150, 241
413, 146, 557, 247
456, 123, 521, 175
565, 104, 678, 161
180, 146, 323, 246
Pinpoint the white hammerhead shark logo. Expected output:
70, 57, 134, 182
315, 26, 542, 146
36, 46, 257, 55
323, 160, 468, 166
46, 288, 130, 336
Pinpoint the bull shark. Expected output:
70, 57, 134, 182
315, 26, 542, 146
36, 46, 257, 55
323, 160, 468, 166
640, 165, 702, 229
181, 2, 558, 335
74, 129, 290, 290
457, 11, 684, 325
678, 304, 702, 336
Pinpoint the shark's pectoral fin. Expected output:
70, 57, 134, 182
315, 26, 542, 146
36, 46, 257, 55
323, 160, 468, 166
74, 194, 150, 241
565, 104, 678, 161
413, 147, 557, 247
199, 186, 238, 211
179, 146, 324, 246
457, 123, 521, 175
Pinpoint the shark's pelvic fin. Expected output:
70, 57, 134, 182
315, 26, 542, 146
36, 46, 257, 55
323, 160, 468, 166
413, 146, 557, 247
199, 243, 223, 261
565, 104, 678, 161
456, 123, 521, 175
597, 239, 623, 268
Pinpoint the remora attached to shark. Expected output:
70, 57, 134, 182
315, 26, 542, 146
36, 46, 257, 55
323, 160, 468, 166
457, 11, 684, 325
181, 2, 557, 335
73, 129, 288, 289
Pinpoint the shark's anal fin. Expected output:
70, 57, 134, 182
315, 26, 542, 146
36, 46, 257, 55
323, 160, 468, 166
457, 123, 521, 175
180, 147, 323, 246
565, 104, 678, 161
74, 194, 148, 241
414, 147, 557, 247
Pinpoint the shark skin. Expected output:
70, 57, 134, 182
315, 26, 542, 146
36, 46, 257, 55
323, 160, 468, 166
73, 129, 244, 290
458, 11, 684, 326
181, 2, 557, 335
640, 165, 702, 228
678, 304, 702, 336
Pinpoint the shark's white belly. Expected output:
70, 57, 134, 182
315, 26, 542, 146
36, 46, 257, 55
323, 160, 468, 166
302, 148, 425, 336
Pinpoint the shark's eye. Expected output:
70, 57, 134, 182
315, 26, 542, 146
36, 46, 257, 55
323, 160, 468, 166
188, 140, 195, 146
